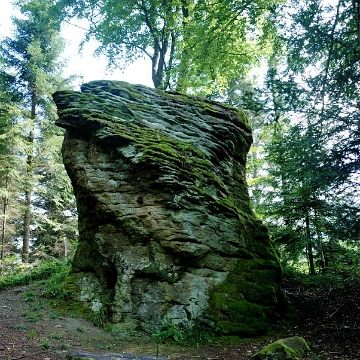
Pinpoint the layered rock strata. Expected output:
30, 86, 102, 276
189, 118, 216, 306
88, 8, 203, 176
53, 80, 282, 335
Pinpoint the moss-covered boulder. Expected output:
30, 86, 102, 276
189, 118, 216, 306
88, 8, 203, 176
254, 337, 311, 359
53, 80, 282, 335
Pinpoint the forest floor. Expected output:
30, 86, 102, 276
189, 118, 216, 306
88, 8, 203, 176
1, 274, 360, 360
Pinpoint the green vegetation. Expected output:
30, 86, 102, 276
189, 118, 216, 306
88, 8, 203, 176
152, 321, 219, 347
0, 258, 70, 291
57, 0, 282, 93
40, 337, 50, 349
0, 0, 78, 265
60, 344, 71, 350
49, 332, 63, 339
15, 324, 27, 330
42, 261, 71, 300
28, 329, 36, 340
26, 312, 44, 322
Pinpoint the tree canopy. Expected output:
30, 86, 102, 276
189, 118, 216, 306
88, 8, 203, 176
57, 0, 283, 93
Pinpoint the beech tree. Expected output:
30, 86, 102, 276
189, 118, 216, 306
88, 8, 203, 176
57, 0, 282, 93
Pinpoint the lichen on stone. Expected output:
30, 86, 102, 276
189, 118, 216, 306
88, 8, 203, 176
53, 80, 282, 335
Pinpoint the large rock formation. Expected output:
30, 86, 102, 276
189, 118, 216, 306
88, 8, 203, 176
53, 80, 282, 336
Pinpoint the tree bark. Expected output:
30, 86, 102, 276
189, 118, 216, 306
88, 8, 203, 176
22, 189, 31, 263
306, 214, 315, 275
175, 0, 191, 93
1, 175, 9, 261
22, 88, 36, 263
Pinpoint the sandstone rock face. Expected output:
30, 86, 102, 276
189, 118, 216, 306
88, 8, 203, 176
53, 80, 282, 335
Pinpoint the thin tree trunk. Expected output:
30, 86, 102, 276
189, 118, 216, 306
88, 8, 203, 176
314, 208, 326, 272
22, 89, 36, 263
22, 189, 31, 263
306, 214, 315, 275
318, 239, 326, 272
64, 237, 67, 257
175, 0, 190, 93
1, 175, 9, 261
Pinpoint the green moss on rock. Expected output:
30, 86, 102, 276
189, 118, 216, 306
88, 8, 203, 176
254, 336, 311, 360
53, 80, 282, 336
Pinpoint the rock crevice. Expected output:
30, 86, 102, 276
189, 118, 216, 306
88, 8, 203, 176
53, 80, 282, 335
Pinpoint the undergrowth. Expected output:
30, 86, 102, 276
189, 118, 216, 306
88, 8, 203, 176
282, 265, 360, 290
152, 321, 220, 347
0, 258, 71, 291
42, 261, 71, 300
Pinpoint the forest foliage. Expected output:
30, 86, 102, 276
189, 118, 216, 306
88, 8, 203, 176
0, 0, 358, 277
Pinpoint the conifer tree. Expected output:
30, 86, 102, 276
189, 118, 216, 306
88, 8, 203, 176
0, 67, 21, 261
1, 0, 77, 262
244, 0, 360, 273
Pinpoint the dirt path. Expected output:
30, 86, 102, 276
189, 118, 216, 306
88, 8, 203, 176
2, 279, 360, 359
0, 283, 266, 360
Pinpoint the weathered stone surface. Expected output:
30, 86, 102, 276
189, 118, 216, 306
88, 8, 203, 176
53, 80, 282, 335
253, 336, 311, 359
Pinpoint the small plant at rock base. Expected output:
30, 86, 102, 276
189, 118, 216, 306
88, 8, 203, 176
83, 308, 108, 327
40, 339, 50, 350
43, 261, 71, 300
76, 326, 84, 332
15, 324, 26, 329
28, 329, 36, 340
152, 321, 219, 347
60, 343, 71, 351
152, 323, 186, 344
49, 332, 62, 339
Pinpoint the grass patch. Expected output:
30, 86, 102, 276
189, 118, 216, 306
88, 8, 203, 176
23, 291, 36, 302
26, 312, 43, 323
40, 338, 50, 349
60, 343, 71, 350
14, 324, 27, 329
0, 258, 71, 291
42, 260, 71, 300
28, 329, 36, 340
50, 310, 61, 319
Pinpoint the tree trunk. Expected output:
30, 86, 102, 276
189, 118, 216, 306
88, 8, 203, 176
22, 89, 36, 263
1, 175, 9, 261
306, 214, 315, 275
175, 0, 190, 93
64, 237, 67, 257
314, 208, 326, 272
22, 189, 31, 263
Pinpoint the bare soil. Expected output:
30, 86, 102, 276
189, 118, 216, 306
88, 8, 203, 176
1, 276, 360, 360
